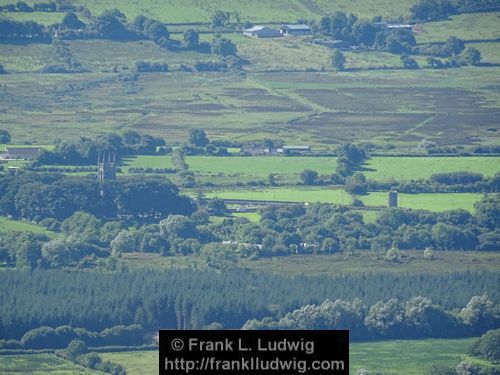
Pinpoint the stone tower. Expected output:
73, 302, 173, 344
97, 153, 116, 196
388, 190, 398, 208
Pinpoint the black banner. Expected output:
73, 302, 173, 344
159, 330, 349, 374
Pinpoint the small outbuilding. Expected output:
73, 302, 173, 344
281, 24, 312, 36
243, 26, 282, 38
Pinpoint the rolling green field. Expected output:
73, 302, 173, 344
187, 156, 337, 184
416, 12, 500, 43
232, 211, 261, 222
361, 156, 500, 181
470, 42, 500, 65
231, 34, 332, 72
233, 34, 430, 71
199, 187, 352, 204
343, 50, 429, 70
0, 216, 54, 236
359, 192, 487, 212
65, 0, 415, 23
67, 39, 216, 72
0, 43, 55, 73
3, 11, 66, 26
350, 337, 496, 375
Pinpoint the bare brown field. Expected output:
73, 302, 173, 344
0, 68, 498, 147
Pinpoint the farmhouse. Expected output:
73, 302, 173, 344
1, 147, 41, 160
281, 24, 312, 36
243, 26, 282, 38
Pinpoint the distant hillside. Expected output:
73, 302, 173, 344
64, 0, 415, 23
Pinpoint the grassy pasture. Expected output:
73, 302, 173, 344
233, 34, 332, 72
357, 209, 378, 223
3, 11, 65, 25
415, 12, 500, 43
470, 42, 500, 65
359, 192, 487, 212
66, 39, 216, 72
350, 337, 493, 375
186, 156, 337, 184
231, 35, 432, 71
343, 50, 430, 70
232, 211, 261, 222
199, 186, 352, 204
0, 43, 54, 73
361, 156, 500, 181
0, 216, 54, 235
69, 0, 414, 23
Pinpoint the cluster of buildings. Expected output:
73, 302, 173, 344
0, 147, 41, 160
243, 22, 414, 42
242, 145, 311, 155
243, 24, 312, 38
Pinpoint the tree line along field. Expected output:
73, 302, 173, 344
0, 69, 499, 148
186, 155, 337, 184
0, 337, 489, 375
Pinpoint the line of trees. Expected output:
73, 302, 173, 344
364, 171, 500, 193
0, 268, 497, 340
0, 18, 49, 41
411, 0, 500, 22
0, 172, 194, 223
1, 324, 145, 350
0, 2, 63, 12
243, 294, 499, 340
37, 131, 165, 165
56, 339, 126, 374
